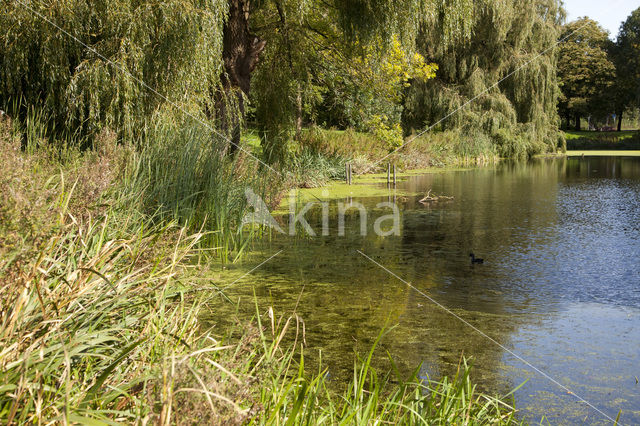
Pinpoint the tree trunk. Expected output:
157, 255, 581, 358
574, 114, 581, 131
296, 84, 303, 139
617, 110, 623, 132
216, 0, 266, 155
274, 1, 302, 140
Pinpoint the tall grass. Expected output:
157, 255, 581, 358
0, 119, 250, 422
0, 220, 519, 424
250, 311, 520, 425
127, 112, 275, 262
0, 170, 519, 423
0, 138, 255, 422
0, 155, 210, 422
299, 126, 500, 173
299, 127, 390, 173
292, 147, 348, 188
5, 103, 273, 262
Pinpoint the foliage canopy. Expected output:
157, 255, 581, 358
403, 0, 564, 158
0, 0, 227, 145
556, 17, 616, 130
611, 7, 640, 129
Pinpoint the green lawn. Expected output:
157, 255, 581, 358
566, 150, 640, 156
562, 130, 639, 150
563, 130, 637, 140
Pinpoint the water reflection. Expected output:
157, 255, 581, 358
212, 156, 640, 424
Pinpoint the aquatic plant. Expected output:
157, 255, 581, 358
248, 319, 520, 425
126, 111, 269, 261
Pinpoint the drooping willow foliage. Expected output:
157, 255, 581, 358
333, 0, 475, 47
1, 0, 565, 160
249, 0, 562, 162
249, 0, 477, 162
0, 0, 227, 146
403, 0, 565, 158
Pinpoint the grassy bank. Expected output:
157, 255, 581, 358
566, 150, 640, 157
238, 126, 496, 191
0, 120, 522, 423
244, 125, 561, 191
297, 127, 499, 177
563, 130, 640, 150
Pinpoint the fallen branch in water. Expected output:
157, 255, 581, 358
419, 189, 454, 204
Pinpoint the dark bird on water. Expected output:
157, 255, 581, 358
469, 253, 484, 264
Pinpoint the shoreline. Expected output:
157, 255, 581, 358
0, 129, 521, 424
279, 149, 640, 211
565, 150, 640, 157
277, 164, 484, 210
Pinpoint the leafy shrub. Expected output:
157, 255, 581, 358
365, 114, 405, 149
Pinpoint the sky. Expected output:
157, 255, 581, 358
563, 0, 639, 39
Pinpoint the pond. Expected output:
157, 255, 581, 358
215, 155, 640, 424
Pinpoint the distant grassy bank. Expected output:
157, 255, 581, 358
241, 126, 502, 190
563, 130, 640, 150
566, 150, 640, 157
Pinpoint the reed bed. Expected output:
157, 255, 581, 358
248, 316, 520, 425
298, 126, 500, 173
0, 188, 208, 422
126, 112, 280, 262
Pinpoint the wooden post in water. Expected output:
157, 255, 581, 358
346, 163, 350, 185
387, 163, 391, 188
393, 164, 396, 187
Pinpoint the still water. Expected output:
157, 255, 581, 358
218, 156, 640, 424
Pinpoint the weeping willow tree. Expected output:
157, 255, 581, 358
0, 0, 227, 146
248, 0, 477, 163
403, 0, 564, 158
1, 0, 565, 160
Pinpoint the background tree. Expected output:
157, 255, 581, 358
612, 7, 640, 131
0, 0, 227, 146
403, 0, 564, 158
217, 0, 266, 155
556, 18, 616, 130
0, 0, 575, 162
246, 0, 475, 163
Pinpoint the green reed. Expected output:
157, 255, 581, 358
127, 112, 273, 262
248, 308, 521, 425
